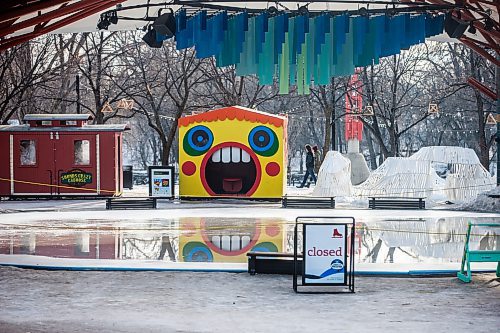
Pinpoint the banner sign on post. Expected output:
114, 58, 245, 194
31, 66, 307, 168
148, 166, 175, 199
303, 224, 347, 285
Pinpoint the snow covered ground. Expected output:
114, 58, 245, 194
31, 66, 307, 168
0, 186, 499, 332
0, 267, 498, 333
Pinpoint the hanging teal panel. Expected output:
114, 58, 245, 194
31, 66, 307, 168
333, 17, 354, 77
236, 16, 257, 76
258, 17, 275, 85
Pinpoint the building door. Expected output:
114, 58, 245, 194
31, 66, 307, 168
54, 133, 98, 195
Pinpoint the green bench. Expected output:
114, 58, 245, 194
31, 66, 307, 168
457, 222, 500, 283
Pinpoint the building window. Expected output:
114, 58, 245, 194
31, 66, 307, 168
74, 140, 90, 165
20, 140, 36, 165
66, 120, 77, 126
41, 120, 52, 126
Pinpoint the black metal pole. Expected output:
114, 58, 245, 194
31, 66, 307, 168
76, 74, 81, 114
496, 57, 499, 186
331, 77, 336, 151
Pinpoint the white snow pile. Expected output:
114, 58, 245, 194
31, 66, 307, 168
353, 157, 433, 198
458, 186, 500, 213
312, 151, 352, 197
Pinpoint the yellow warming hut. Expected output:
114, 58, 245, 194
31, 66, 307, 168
178, 106, 287, 199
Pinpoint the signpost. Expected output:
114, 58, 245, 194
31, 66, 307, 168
293, 216, 355, 293
148, 166, 175, 199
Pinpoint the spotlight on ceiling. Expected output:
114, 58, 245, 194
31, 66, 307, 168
108, 11, 118, 25
467, 22, 476, 34
298, 6, 309, 16
358, 7, 369, 17
267, 6, 278, 15
97, 16, 110, 30
484, 18, 494, 31
142, 26, 163, 48
153, 10, 176, 37
387, 8, 398, 17
444, 12, 468, 38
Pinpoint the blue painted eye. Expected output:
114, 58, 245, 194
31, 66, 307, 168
248, 126, 278, 157
184, 125, 213, 156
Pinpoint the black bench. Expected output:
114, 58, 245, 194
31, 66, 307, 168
282, 196, 335, 209
247, 251, 303, 275
105, 197, 157, 210
369, 197, 425, 210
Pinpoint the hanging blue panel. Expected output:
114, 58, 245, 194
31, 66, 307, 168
255, 12, 268, 59
352, 15, 368, 67
173, 9, 445, 89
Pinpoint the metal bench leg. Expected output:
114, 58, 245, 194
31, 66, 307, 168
248, 256, 256, 275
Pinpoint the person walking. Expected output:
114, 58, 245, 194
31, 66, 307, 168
297, 144, 316, 188
312, 145, 321, 175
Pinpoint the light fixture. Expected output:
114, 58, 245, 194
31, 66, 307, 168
153, 10, 176, 37
358, 7, 369, 17
142, 25, 163, 48
97, 16, 110, 30
298, 6, 309, 16
484, 18, 494, 31
108, 11, 118, 25
267, 6, 278, 15
467, 22, 476, 34
444, 12, 468, 39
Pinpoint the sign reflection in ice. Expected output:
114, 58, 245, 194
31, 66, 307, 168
0, 217, 498, 265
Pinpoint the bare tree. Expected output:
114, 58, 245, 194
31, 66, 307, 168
116, 36, 208, 165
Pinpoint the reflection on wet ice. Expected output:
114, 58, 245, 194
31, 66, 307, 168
0, 216, 498, 266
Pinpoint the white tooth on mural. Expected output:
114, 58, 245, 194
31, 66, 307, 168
241, 150, 250, 163
212, 149, 221, 162
221, 235, 231, 251
231, 147, 240, 163
212, 236, 221, 249
221, 147, 231, 163
241, 236, 250, 248
230, 236, 241, 251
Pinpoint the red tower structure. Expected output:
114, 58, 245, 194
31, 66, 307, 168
344, 70, 364, 144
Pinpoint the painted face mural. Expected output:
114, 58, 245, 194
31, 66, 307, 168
179, 217, 284, 263
179, 106, 287, 198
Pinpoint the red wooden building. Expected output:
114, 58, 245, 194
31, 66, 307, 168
0, 114, 128, 198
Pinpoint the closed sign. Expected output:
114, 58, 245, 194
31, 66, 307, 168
304, 224, 347, 285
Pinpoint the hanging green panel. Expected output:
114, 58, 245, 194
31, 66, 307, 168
305, 27, 313, 87
288, 16, 296, 86
279, 31, 290, 94
317, 39, 331, 85
297, 43, 305, 94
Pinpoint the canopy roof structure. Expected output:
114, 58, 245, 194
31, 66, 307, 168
1, 1, 498, 65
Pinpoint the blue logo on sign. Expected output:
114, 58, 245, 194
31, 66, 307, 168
330, 259, 344, 270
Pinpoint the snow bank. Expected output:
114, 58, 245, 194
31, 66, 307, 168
312, 151, 352, 197
458, 186, 500, 213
